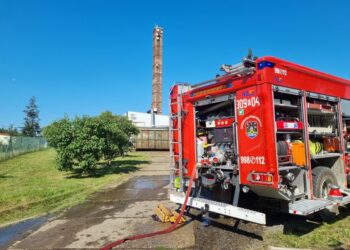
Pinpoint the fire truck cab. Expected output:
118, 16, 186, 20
169, 54, 350, 224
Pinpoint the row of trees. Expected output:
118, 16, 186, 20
3, 97, 137, 172
0, 125, 21, 136
1, 96, 41, 137
43, 111, 139, 172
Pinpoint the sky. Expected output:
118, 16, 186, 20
1, 0, 350, 128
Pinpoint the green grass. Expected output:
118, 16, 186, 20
0, 149, 149, 226
260, 207, 350, 250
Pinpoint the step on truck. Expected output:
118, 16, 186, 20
169, 53, 350, 224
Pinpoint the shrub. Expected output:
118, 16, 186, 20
43, 112, 139, 172
99, 111, 139, 162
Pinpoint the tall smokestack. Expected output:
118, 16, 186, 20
152, 25, 163, 114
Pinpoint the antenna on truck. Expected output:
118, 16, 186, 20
220, 49, 256, 74
192, 50, 257, 89
247, 48, 258, 60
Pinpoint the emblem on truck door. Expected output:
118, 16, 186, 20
240, 115, 262, 140
246, 121, 258, 139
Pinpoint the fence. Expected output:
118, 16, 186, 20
0, 136, 47, 161
133, 127, 169, 150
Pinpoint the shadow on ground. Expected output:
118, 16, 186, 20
265, 204, 350, 236
0, 174, 12, 179
66, 159, 151, 179
188, 187, 350, 249
189, 211, 263, 240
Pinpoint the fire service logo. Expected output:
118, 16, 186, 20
246, 121, 258, 139
240, 115, 262, 139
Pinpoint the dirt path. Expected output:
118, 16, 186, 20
9, 151, 264, 249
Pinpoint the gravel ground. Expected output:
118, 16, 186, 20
193, 215, 263, 250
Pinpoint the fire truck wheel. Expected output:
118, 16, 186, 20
312, 166, 338, 221
312, 166, 337, 199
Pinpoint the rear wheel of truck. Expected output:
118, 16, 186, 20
312, 166, 338, 221
312, 166, 337, 198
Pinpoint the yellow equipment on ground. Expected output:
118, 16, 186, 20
154, 204, 186, 224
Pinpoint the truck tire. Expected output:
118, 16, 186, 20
312, 166, 337, 199
312, 166, 338, 221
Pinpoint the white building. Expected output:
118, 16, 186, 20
0, 133, 11, 145
125, 111, 169, 128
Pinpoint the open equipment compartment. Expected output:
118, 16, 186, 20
273, 86, 308, 200
306, 93, 341, 158
194, 94, 238, 203
306, 93, 345, 188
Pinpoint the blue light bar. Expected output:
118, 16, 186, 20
258, 61, 275, 70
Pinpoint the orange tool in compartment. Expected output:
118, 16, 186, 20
291, 141, 306, 166
323, 137, 340, 152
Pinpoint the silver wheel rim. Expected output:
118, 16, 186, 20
321, 180, 332, 199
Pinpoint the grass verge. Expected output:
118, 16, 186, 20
259, 206, 350, 250
0, 149, 149, 226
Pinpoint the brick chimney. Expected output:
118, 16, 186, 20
151, 26, 163, 114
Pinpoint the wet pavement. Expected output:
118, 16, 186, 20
7, 152, 195, 249
6, 151, 265, 250
0, 215, 51, 250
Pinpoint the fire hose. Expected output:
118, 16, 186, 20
100, 166, 197, 250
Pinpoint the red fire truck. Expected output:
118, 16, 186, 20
169, 53, 350, 224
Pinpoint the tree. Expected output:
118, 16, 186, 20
99, 111, 139, 162
0, 125, 21, 136
43, 112, 139, 173
22, 96, 41, 137
42, 116, 75, 170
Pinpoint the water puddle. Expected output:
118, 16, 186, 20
0, 215, 51, 249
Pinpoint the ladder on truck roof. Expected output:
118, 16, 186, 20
169, 84, 185, 192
